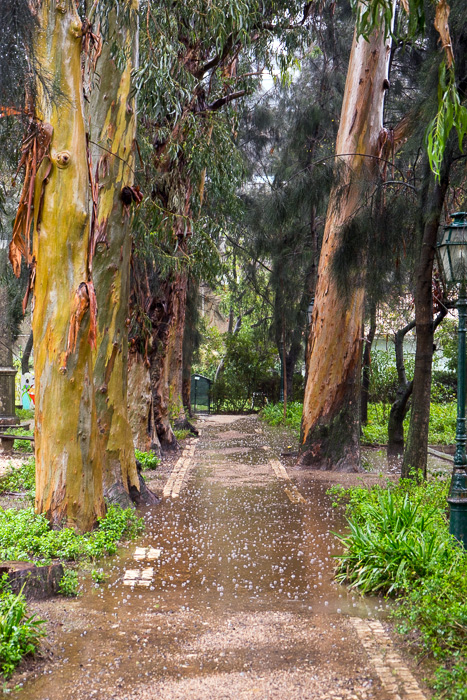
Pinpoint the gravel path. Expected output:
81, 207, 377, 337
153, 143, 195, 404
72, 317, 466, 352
14, 415, 430, 700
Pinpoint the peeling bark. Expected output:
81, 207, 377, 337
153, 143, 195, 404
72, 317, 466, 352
33, 0, 104, 530
299, 3, 395, 471
87, 1, 144, 506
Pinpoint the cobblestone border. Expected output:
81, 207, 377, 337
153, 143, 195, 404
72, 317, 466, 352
350, 617, 427, 700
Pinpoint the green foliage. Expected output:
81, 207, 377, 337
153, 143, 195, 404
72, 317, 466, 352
367, 348, 412, 404
259, 402, 302, 436
58, 569, 79, 598
332, 478, 467, 700
332, 478, 452, 594
362, 402, 457, 445
0, 505, 144, 563
91, 569, 107, 584
173, 429, 190, 441
0, 458, 35, 498
135, 450, 160, 471
426, 63, 467, 181
15, 409, 34, 421
0, 576, 46, 679
213, 327, 277, 411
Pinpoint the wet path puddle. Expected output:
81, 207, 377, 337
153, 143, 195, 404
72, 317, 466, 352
16, 416, 426, 700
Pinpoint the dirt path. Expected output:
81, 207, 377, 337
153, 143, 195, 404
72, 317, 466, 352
15, 415, 431, 700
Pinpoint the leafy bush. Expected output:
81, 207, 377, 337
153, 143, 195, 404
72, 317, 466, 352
135, 449, 160, 471
58, 569, 79, 597
331, 479, 467, 700
0, 458, 35, 497
0, 505, 144, 563
213, 328, 277, 412
0, 576, 46, 679
332, 479, 452, 594
173, 429, 190, 441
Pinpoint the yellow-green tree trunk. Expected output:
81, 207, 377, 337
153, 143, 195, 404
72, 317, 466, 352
88, 1, 143, 506
299, 4, 395, 471
33, 0, 104, 530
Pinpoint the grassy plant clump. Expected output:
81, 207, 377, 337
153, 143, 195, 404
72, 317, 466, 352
0, 505, 144, 563
0, 458, 35, 498
361, 402, 457, 445
134, 449, 160, 471
259, 402, 303, 436
0, 576, 46, 679
331, 478, 467, 700
173, 429, 190, 441
58, 569, 79, 597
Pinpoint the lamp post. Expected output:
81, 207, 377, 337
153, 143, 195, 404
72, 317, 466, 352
437, 212, 467, 548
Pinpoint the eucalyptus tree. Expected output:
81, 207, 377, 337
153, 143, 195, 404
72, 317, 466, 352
128, 0, 314, 451
299, 0, 467, 472
7, 0, 152, 531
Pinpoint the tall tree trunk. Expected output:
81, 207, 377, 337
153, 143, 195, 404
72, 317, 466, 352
167, 270, 188, 426
88, 1, 146, 506
299, 4, 395, 471
127, 351, 157, 453
33, 0, 104, 530
361, 302, 377, 426
387, 320, 415, 460
402, 160, 450, 479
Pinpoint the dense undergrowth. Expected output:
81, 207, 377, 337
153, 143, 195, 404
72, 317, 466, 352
260, 401, 457, 446
0, 457, 145, 678
0, 576, 46, 679
0, 505, 144, 563
331, 479, 467, 700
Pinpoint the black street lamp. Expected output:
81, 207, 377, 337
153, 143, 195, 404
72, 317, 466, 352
437, 212, 467, 548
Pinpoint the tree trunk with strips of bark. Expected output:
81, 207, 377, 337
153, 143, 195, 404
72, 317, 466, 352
298, 3, 396, 471
29, 0, 104, 530
87, 1, 155, 506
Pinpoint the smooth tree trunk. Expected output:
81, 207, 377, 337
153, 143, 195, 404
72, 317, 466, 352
33, 0, 104, 530
88, 1, 149, 506
402, 160, 450, 479
299, 3, 395, 471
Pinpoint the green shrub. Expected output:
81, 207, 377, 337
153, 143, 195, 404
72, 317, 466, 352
331, 478, 467, 700
0, 505, 144, 563
134, 449, 160, 471
0, 576, 46, 679
173, 429, 190, 441
58, 569, 79, 597
0, 458, 35, 498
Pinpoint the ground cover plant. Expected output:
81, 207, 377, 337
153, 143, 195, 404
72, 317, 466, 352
134, 449, 161, 471
259, 402, 303, 437
0, 576, 46, 679
362, 402, 457, 446
0, 458, 35, 498
0, 505, 144, 563
331, 478, 467, 700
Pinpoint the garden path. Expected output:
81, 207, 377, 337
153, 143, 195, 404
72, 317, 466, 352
16, 415, 430, 700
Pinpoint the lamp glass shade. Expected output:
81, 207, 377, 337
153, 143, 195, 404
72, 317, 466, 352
438, 213, 467, 284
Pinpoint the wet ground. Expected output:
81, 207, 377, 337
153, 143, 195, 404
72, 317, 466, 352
13, 415, 431, 700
